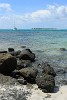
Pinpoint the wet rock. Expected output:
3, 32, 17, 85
21, 45, 26, 48
38, 62, 56, 77
36, 73, 55, 93
8, 48, 14, 52
60, 48, 66, 51
26, 49, 32, 53
42, 64, 56, 77
17, 60, 31, 70
19, 67, 38, 83
19, 49, 35, 62
18, 77, 27, 85
0, 51, 7, 53
0, 53, 17, 74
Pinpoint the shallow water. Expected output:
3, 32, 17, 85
0, 29, 67, 85
0, 29, 67, 51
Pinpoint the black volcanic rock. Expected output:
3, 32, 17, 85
19, 67, 38, 83
8, 48, 14, 52
0, 53, 17, 74
36, 73, 55, 93
19, 49, 35, 62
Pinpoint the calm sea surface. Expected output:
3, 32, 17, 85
0, 29, 67, 51
0, 29, 67, 85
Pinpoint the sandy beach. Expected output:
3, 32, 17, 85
0, 83, 67, 100
28, 85, 67, 100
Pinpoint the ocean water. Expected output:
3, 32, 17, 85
0, 29, 67, 85
0, 29, 67, 51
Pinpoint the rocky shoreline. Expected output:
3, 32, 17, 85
0, 47, 67, 99
0, 48, 56, 93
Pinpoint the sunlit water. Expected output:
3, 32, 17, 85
0, 29, 67, 85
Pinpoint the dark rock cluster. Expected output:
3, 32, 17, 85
36, 74, 55, 93
36, 62, 56, 92
0, 48, 56, 93
0, 53, 17, 73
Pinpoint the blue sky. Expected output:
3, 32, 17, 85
0, 0, 67, 29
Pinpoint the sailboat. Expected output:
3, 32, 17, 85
13, 20, 18, 30
14, 27, 17, 30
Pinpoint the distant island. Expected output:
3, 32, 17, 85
32, 28, 57, 30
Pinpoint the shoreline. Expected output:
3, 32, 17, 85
28, 85, 67, 100
0, 83, 67, 100
0, 29, 67, 99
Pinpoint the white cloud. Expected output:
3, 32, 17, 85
0, 3, 12, 11
48, 5, 67, 19
28, 5, 67, 21
30, 10, 50, 21
0, 4, 67, 28
12, 4, 67, 24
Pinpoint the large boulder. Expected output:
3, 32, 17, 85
19, 49, 35, 62
38, 62, 56, 77
0, 53, 17, 74
36, 73, 55, 93
19, 67, 38, 83
42, 66, 56, 77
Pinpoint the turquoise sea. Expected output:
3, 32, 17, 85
0, 29, 67, 85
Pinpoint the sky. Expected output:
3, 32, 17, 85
0, 0, 67, 29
